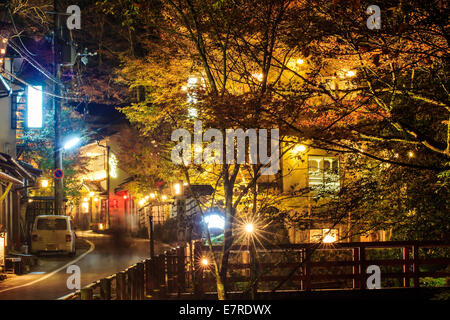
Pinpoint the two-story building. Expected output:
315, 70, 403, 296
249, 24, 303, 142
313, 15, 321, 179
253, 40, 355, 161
73, 133, 139, 233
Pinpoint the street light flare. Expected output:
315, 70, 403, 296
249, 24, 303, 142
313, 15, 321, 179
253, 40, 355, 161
245, 223, 254, 234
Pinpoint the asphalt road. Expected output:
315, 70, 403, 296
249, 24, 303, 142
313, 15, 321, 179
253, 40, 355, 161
0, 231, 172, 300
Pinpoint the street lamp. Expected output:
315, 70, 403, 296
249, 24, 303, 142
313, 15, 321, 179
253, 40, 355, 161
63, 136, 81, 150
244, 223, 254, 234
174, 183, 182, 196
201, 257, 209, 266
41, 179, 49, 188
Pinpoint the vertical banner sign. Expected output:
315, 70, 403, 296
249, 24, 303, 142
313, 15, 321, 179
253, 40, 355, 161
0, 232, 6, 270
27, 85, 43, 128
14, 92, 27, 144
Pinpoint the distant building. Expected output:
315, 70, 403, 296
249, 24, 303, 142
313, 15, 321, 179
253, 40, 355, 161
73, 134, 139, 233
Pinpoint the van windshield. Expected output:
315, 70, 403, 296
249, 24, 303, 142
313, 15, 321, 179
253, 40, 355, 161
37, 219, 67, 230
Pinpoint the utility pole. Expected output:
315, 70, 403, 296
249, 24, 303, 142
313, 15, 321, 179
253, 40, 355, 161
53, 0, 63, 215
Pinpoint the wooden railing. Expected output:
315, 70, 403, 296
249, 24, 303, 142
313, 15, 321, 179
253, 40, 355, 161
59, 241, 450, 300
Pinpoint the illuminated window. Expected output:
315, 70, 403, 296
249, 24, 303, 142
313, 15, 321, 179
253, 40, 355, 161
308, 156, 339, 193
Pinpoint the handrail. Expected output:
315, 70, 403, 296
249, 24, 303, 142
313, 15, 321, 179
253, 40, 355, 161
59, 241, 450, 300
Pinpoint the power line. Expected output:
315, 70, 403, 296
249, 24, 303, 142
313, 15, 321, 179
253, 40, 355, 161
7, 39, 62, 86
1, 67, 81, 100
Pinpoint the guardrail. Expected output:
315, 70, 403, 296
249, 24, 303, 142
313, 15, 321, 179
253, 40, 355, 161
59, 241, 450, 299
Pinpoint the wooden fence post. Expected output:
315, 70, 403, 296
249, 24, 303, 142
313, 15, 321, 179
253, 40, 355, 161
157, 254, 167, 298
80, 287, 93, 300
116, 271, 126, 300
100, 277, 111, 300
413, 244, 420, 288
352, 247, 360, 289
403, 246, 410, 287
299, 248, 304, 291
360, 246, 366, 290
127, 267, 135, 299
145, 259, 152, 296
193, 241, 204, 297
304, 248, 312, 291
166, 250, 175, 293
177, 245, 186, 293
137, 262, 145, 299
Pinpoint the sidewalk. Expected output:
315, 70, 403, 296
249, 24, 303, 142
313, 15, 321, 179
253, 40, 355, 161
0, 238, 91, 291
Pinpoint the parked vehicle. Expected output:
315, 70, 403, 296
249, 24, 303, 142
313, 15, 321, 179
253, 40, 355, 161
30, 215, 76, 257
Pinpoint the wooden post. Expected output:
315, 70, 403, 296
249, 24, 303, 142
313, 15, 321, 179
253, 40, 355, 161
157, 254, 167, 298
360, 246, 366, 290
300, 248, 305, 291
166, 250, 175, 293
127, 267, 135, 299
352, 247, 360, 289
403, 246, 410, 287
116, 271, 126, 300
80, 287, 93, 300
193, 241, 204, 297
137, 262, 145, 299
177, 246, 186, 293
249, 240, 257, 299
100, 278, 111, 300
413, 244, 420, 288
145, 259, 152, 296
304, 248, 311, 291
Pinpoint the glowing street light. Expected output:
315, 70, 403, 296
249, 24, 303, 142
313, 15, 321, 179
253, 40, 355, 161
408, 151, 414, 158
244, 223, 254, 234
41, 179, 49, 188
161, 195, 167, 201
149, 193, 156, 199
204, 214, 225, 230
292, 144, 307, 154
89, 191, 95, 197
174, 183, 182, 195
63, 137, 81, 150
201, 258, 209, 266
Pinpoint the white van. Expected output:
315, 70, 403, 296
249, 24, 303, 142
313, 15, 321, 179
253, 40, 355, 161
31, 215, 76, 256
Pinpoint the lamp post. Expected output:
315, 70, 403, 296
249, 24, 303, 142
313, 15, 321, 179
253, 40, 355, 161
52, 136, 81, 216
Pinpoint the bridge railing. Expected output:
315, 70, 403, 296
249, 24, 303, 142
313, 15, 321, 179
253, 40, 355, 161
196, 240, 450, 293
59, 241, 450, 299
